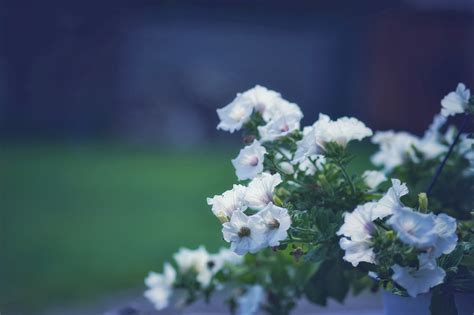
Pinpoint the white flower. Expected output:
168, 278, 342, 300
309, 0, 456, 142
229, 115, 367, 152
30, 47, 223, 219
237, 285, 265, 315
362, 170, 387, 190
371, 131, 446, 171
314, 114, 373, 148
207, 185, 248, 219
144, 263, 176, 310
275, 149, 295, 175
222, 211, 267, 255
293, 114, 372, 163
391, 263, 446, 297
232, 140, 267, 180
244, 173, 282, 210
258, 113, 301, 142
262, 99, 303, 123
339, 237, 375, 267
388, 207, 438, 249
173, 246, 213, 287
337, 202, 379, 266
145, 286, 173, 310
441, 83, 470, 117
258, 203, 292, 247
217, 94, 254, 133
210, 247, 244, 272
240, 85, 283, 118
373, 179, 408, 218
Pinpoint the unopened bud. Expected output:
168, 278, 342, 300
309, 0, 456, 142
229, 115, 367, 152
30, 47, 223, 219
273, 195, 284, 207
386, 230, 395, 240
418, 193, 428, 212
217, 215, 229, 224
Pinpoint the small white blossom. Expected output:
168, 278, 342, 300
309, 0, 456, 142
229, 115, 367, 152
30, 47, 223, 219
431, 213, 458, 257
232, 140, 267, 180
144, 263, 176, 310
262, 99, 303, 123
217, 94, 254, 133
258, 203, 292, 247
441, 83, 470, 117
244, 173, 282, 210
173, 246, 213, 287
222, 211, 267, 255
373, 179, 408, 218
275, 149, 295, 175
362, 170, 387, 190
210, 247, 244, 271
298, 155, 326, 176
337, 202, 379, 266
207, 185, 248, 219
237, 285, 265, 315
292, 126, 322, 163
391, 263, 446, 297
258, 113, 301, 142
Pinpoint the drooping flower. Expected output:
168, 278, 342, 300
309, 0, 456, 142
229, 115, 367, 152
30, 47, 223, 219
207, 185, 248, 219
258, 203, 292, 247
337, 202, 379, 266
144, 263, 176, 310
391, 262, 446, 297
258, 113, 301, 142
371, 131, 446, 171
232, 140, 267, 180
441, 83, 470, 117
244, 173, 282, 210
217, 94, 254, 133
222, 211, 267, 255
293, 114, 372, 163
173, 246, 213, 287
362, 170, 387, 190
373, 179, 408, 218
237, 285, 265, 315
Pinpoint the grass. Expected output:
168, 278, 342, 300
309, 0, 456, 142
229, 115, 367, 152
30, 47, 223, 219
0, 142, 373, 314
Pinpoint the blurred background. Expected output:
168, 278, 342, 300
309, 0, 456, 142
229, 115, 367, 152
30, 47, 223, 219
2, 0, 474, 314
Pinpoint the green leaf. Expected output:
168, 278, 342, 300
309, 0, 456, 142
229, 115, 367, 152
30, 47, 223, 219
304, 245, 327, 263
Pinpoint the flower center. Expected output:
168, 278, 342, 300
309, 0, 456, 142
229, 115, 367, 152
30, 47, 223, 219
268, 219, 280, 229
244, 155, 259, 166
280, 123, 289, 132
238, 226, 251, 238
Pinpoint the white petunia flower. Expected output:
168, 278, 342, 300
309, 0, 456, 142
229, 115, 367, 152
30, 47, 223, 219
222, 211, 267, 255
391, 263, 446, 297
144, 263, 176, 310
373, 179, 408, 218
258, 113, 301, 142
262, 99, 303, 122
258, 203, 292, 247
240, 85, 283, 119
430, 213, 458, 257
337, 202, 379, 266
217, 94, 254, 133
387, 207, 438, 249
145, 286, 173, 310
232, 140, 267, 180
237, 285, 265, 315
441, 83, 470, 117
293, 114, 372, 163
173, 246, 213, 287
313, 114, 373, 148
371, 131, 446, 171
210, 247, 244, 271
362, 170, 387, 190
207, 185, 248, 219
244, 173, 282, 210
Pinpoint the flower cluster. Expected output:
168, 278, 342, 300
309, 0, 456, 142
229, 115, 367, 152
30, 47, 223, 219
145, 83, 474, 315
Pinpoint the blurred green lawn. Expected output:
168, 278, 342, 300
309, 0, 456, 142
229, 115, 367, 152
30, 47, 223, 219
1, 142, 373, 314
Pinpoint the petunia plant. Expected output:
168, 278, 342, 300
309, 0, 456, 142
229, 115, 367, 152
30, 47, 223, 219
144, 84, 474, 315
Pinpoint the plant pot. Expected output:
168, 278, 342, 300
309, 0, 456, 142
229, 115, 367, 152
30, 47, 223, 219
382, 291, 474, 315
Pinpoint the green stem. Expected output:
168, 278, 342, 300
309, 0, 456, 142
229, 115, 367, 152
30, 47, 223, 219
336, 160, 356, 194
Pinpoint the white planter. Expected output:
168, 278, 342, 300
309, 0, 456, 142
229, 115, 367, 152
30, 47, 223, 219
382, 291, 474, 315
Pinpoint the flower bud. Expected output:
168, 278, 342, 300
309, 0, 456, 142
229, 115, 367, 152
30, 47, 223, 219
418, 193, 428, 212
